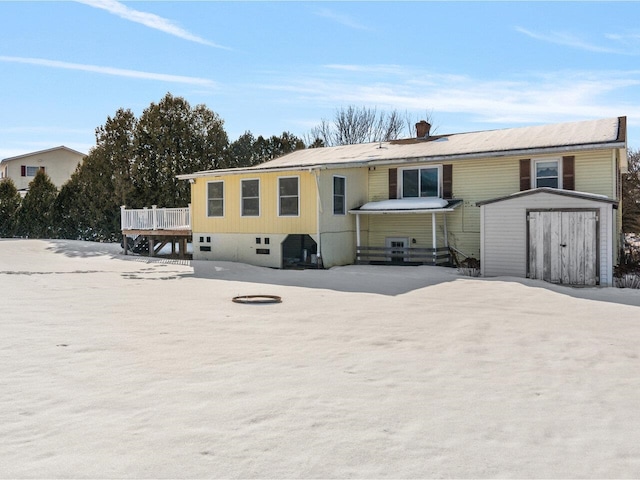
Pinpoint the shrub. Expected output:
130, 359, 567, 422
458, 257, 481, 277
614, 234, 640, 288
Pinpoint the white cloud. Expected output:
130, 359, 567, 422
75, 0, 229, 49
0, 56, 217, 88
257, 64, 640, 129
515, 26, 630, 55
313, 8, 369, 31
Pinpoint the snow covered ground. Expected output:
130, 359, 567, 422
1, 239, 640, 478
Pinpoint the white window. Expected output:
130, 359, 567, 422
241, 179, 260, 217
22, 166, 43, 177
534, 159, 561, 189
333, 176, 346, 215
278, 176, 299, 216
207, 181, 224, 217
400, 166, 440, 198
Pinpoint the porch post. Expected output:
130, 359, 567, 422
443, 213, 449, 247
355, 213, 361, 262
432, 212, 437, 265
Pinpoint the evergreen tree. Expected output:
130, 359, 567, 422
227, 131, 305, 167
53, 152, 122, 241
0, 178, 21, 237
227, 131, 259, 168
132, 93, 228, 208
267, 131, 305, 159
16, 170, 58, 238
95, 108, 137, 207
52, 174, 83, 240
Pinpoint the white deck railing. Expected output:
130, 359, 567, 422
120, 205, 191, 231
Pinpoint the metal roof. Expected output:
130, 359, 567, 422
476, 187, 619, 207
178, 116, 626, 179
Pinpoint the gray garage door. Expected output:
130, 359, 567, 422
528, 210, 598, 286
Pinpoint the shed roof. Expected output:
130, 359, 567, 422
178, 116, 626, 179
476, 187, 619, 207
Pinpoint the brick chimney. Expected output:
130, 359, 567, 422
415, 120, 431, 138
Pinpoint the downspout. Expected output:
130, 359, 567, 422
313, 169, 323, 266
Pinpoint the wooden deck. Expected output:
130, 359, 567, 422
121, 205, 192, 259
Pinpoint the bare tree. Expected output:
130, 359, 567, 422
306, 105, 410, 147
404, 110, 437, 137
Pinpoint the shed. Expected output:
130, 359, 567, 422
477, 188, 619, 286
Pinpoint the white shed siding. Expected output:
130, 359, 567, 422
482, 202, 529, 278
480, 192, 615, 286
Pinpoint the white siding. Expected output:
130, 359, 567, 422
481, 192, 615, 286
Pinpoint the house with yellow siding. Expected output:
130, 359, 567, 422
178, 117, 627, 286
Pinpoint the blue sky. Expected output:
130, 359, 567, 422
1, 1, 639, 159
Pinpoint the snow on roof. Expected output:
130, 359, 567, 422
179, 117, 625, 179
350, 198, 463, 214
360, 198, 449, 210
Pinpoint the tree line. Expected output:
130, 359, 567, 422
0, 94, 414, 242
4, 92, 636, 243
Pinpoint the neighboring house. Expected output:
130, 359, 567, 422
0, 146, 86, 194
178, 117, 627, 286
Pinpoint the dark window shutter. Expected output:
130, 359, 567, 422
388, 168, 397, 199
442, 164, 453, 199
21, 165, 26, 176
519, 159, 531, 191
562, 156, 575, 190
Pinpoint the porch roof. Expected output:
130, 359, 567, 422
349, 198, 463, 215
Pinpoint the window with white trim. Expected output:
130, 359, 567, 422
278, 176, 299, 216
333, 175, 346, 215
400, 166, 440, 198
534, 159, 561, 188
207, 181, 224, 217
241, 179, 260, 216
22, 166, 43, 177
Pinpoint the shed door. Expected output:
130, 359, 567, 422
528, 210, 598, 285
